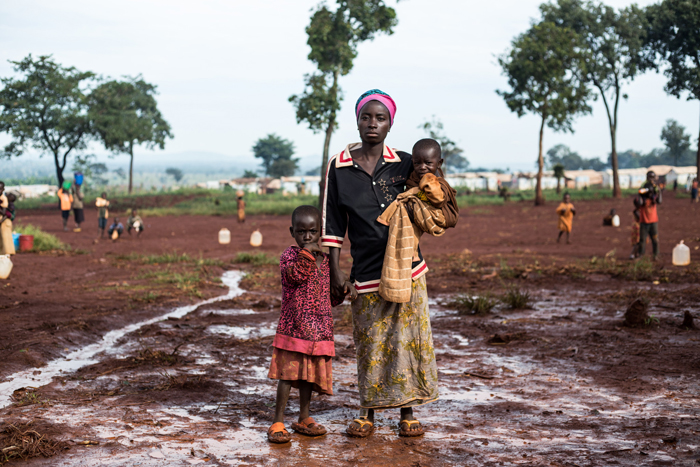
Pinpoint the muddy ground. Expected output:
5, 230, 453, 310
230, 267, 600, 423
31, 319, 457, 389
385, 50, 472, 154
1, 194, 699, 466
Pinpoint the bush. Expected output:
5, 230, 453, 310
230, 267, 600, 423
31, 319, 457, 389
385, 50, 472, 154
501, 288, 531, 309
233, 252, 279, 266
451, 294, 498, 315
13, 223, 69, 252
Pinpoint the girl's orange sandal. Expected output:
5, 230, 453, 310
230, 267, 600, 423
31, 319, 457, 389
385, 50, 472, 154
346, 417, 374, 438
399, 419, 425, 437
291, 417, 327, 436
267, 423, 292, 444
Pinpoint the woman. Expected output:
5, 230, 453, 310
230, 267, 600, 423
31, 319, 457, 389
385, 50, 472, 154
322, 89, 439, 437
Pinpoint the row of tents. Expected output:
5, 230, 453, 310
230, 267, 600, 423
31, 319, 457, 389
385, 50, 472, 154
210, 165, 697, 196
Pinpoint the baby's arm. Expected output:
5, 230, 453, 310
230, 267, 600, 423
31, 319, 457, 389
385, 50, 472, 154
419, 173, 445, 207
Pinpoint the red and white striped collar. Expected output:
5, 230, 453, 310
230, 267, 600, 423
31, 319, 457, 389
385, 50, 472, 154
335, 143, 401, 168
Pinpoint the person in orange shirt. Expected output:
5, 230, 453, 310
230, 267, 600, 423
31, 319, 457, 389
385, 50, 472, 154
634, 171, 662, 260
57, 181, 74, 231
556, 193, 575, 244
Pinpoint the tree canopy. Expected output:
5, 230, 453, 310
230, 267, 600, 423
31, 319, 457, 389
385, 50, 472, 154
289, 0, 398, 199
0, 54, 95, 187
165, 167, 184, 182
645, 0, 700, 176
252, 134, 298, 178
547, 144, 607, 170
497, 21, 591, 205
660, 119, 692, 166
419, 117, 468, 173
89, 76, 172, 194
540, 0, 650, 198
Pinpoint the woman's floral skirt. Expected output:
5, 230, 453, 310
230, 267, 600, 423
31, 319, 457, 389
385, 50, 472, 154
351, 276, 438, 408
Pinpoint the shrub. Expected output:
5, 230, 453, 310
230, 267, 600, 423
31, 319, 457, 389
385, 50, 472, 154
13, 223, 69, 251
451, 294, 498, 315
233, 252, 278, 266
501, 288, 531, 309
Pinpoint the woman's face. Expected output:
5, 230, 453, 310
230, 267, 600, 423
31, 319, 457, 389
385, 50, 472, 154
357, 100, 391, 144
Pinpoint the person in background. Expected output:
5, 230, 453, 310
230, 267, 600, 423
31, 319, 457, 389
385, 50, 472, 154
71, 183, 85, 232
691, 178, 699, 204
556, 193, 575, 244
57, 181, 74, 231
635, 170, 662, 260
603, 208, 619, 226
673, 179, 678, 192
108, 217, 124, 241
629, 209, 641, 260
237, 191, 246, 223
127, 209, 144, 237
96, 192, 109, 238
0, 184, 16, 256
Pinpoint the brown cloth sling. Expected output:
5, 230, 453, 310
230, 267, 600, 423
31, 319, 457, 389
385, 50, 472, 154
376, 173, 459, 303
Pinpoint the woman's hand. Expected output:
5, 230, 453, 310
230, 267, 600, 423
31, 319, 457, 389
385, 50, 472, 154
329, 248, 348, 297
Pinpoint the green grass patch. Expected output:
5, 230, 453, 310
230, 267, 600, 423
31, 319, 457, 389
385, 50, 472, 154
451, 294, 498, 315
501, 288, 532, 309
233, 251, 279, 265
13, 223, 69, 252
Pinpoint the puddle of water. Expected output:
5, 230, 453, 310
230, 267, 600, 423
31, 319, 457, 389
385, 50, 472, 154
207, 324, 276, 340
0, 271, 244, 409
201, 308, 257, 316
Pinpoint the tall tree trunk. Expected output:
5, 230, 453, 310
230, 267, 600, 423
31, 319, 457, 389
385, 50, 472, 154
318, 68, 340, 206
128, 141, 134, 194
556, 177, 561, 194
535, 113, 546, 206
697, 102, 700, 184
54, 150, 64, 189
597, 82, 622, 198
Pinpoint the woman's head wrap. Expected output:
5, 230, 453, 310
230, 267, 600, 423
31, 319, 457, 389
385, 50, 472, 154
355, 89, 396, 126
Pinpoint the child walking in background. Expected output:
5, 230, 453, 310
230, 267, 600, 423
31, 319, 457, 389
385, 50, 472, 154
0, 188, 16, 256
556, 193, 575, 244
57, 181, 74, 231
96, 192, 109, 239
127, 209, 144, 237
267, 205, 356, 444
236, 191, 245, 223
629, 210, 641, 259
71, 183, 84, 232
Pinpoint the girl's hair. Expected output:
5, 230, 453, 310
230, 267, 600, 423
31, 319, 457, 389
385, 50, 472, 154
292, 205, 320, 226
563, 192, 571, 198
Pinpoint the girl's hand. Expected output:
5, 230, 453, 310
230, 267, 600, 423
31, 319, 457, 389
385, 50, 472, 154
303, 242, 323, 255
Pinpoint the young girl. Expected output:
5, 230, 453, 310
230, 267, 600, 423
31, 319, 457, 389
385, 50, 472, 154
267, 205, 356, 444
95, 192, 109, 238
556, 193, 575, 244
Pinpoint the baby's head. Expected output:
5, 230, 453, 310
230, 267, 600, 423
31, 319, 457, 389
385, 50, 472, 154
290, 205, 321, 249
563, 193, 571, 203
7, 193, 16, 203
412, 139, 443, 178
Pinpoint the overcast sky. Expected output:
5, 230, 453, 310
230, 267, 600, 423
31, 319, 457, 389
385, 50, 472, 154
1, 0, 698, 172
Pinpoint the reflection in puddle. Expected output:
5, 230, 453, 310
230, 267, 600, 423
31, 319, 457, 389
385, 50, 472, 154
207, 324, 276, 339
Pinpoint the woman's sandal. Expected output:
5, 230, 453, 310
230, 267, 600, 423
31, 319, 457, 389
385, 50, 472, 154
399, 419, 425, 437
267, 422, 292, 444
346, 417, 374, 438
291, 417, 327, 437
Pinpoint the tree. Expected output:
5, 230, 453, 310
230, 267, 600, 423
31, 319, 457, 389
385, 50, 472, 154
72, 154, 109, 189
646, 0, 700, 177
289, 0, 398, 198
0, 55, 95, 188
242, 170, 258, 179
89, 76, 172, 194
660, 119, 691, 166
165, 167, 183, 182
419, 117, 469, 173
541, 0, 651, 198
497, 21, 592, 206
553, 163, 566, 194
252, 134, 298, 178
547, 144, 607, 170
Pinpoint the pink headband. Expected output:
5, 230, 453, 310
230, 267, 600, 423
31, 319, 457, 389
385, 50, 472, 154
355, 94, 397, 126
